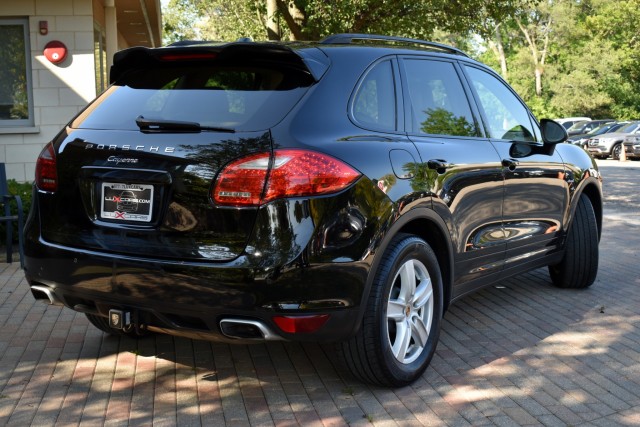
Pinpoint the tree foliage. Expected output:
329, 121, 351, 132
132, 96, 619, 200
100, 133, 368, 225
480, 0, 640, 119
421, 108, 476, 137
163, 0, 534, 43
163, 0, 640, 119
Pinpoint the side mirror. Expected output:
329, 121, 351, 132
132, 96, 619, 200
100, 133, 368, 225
540, 119, 567, 144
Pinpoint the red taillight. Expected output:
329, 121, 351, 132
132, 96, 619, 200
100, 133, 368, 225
272, 315, 330, 334
213, 152, 270, 206
35, 142, 57, 192
264, 150, 361, 202
212, 150, 361, 207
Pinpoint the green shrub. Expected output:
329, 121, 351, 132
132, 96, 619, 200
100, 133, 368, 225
0, 180, 33, 244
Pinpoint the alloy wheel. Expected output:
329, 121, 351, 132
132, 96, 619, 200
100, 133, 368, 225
386, 259, 434, 364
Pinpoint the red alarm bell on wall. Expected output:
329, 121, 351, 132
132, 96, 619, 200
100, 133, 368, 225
44, 41, 68, 64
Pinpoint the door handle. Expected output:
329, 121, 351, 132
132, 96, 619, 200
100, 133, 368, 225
427, 159, 451, 173
502, 158, 519, 171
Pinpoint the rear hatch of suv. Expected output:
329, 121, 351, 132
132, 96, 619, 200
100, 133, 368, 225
35, 42, 324, 261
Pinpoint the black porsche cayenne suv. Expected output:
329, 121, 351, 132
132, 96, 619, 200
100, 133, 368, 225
25, 34, 602, 386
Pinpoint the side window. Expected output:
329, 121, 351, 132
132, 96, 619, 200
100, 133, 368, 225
403, 59, 477, 137
352, 61, 396, 131
464, 66, 537, 142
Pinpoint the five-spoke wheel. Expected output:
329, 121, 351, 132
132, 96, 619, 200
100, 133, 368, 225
338, 234, 443, 386
386, 259, 434, 364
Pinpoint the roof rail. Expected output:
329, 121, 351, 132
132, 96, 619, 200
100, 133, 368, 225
319, 33, 468, 57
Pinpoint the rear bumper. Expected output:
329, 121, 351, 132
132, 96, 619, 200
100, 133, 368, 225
24, 242, 367, 343
24, 176, 395, 342
624, 144, 640, 158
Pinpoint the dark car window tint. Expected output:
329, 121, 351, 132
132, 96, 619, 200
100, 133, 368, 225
352, 61, 395, 131
403, 59, 477, 137
464, 66, 536, 142
72, 65, 311, 132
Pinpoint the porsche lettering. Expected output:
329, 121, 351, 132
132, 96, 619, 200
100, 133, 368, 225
85, 143, 175, 153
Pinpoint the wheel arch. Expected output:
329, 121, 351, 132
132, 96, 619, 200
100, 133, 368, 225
611, 140, 623, 147
575, 179, 603, 241
357, 206, 455, 330
398, 215, 454, 312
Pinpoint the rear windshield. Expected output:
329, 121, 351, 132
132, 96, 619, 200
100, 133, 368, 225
72, 64, 313, 132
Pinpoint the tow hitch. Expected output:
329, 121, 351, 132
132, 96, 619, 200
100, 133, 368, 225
108, 309, 131, 330
108, 308, 147, 335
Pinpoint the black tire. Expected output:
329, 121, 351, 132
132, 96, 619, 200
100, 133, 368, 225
85, 313, 150, 337
549, 194, 599, 288
612, 143, 622, 160
338, 234, 443, 386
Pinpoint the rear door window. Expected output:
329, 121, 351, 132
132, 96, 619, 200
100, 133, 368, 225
402, 59, 478, 137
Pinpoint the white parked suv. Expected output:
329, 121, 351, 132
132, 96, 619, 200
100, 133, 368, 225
587, 121, 640, 159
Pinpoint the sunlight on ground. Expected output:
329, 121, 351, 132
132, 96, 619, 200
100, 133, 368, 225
443, 313, 638, 406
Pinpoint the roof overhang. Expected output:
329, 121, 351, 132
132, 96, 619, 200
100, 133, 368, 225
115, 0, 162, 48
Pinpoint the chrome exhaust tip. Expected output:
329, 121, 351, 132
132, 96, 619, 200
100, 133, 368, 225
30, 285, 63, 306
219, 318, 283, 341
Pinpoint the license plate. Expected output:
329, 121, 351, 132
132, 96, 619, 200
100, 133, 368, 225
100, 182, 154, 222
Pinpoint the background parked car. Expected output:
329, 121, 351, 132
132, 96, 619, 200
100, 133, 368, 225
623, 134, 640, 160
567, 121, 627, 148
555, 117, 591, 129
587, 121, 640, 159
566, 119, 614, 136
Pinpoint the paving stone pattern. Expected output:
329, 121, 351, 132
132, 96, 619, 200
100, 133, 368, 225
1, 160, 639, 426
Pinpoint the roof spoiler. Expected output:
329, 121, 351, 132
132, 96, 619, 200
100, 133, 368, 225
110, 42, 330, 84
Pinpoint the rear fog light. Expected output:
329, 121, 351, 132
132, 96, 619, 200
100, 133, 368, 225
272, 314, 330, 334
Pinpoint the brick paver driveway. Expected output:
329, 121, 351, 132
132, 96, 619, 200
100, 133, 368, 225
1, 159, 639, 426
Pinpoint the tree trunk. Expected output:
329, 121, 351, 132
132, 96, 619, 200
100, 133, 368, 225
516, 18, 543, 96
495, 26, 508, 80
535, 67, 543, 97
266, 0, 280, 40
539, 19, 551, 97
276, 0, 305, 40
488, 24, 508, 80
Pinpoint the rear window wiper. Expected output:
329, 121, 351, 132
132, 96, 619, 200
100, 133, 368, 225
135, 115, 235, 133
